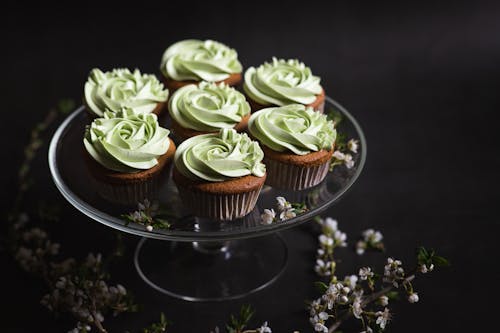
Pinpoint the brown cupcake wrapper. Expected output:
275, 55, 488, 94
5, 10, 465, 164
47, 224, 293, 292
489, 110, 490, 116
176, 185, 263, 221
264, 158, 331, 190
90, 176, 162, 206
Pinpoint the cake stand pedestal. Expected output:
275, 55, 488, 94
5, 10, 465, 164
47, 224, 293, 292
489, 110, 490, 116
48, 97, 366, 302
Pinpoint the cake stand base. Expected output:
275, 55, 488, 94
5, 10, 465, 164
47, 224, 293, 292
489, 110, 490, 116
134, 234, 288, 302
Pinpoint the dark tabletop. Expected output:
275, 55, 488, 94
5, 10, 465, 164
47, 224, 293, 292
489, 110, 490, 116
1, 2, 499, 332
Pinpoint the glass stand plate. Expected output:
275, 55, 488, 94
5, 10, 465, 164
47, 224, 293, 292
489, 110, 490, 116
48, 96, 366, 301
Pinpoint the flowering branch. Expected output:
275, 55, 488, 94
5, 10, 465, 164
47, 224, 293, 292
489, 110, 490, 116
309, 220, 449, 333
260, 197, 307, 225
5, 100, 171, 333
122, 199, 172, 231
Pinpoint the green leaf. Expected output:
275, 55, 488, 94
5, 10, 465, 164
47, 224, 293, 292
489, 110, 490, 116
225, 304, 254, 332
335, 132, 348, 151
432, 255, 450, 267
326, 108, 343, 125
416, 246, 430, 264
314, 281, 329, 293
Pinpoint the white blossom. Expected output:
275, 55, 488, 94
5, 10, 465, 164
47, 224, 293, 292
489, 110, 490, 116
309, 298, 322, 317
352, 297, 363, 319
318, 312, 329, 321
408, 292, 419, 303
314, 323, 328, 332
319, 234, 334, 247
323, 283, 344, 309
333, 230, 347, 247
258, 321, 272, 333
419, 263, 434, 273
379, 295, 389, 306
362, 229, 383, 243
359, 267, 374, 280
146, 225, 153, 232
384, 257, 404, 286
375, 308, 391, 329
332, 151, 346, 160
116, 284, 126, 295
347, 139, 359, 153
276, 197, 291, 211
260, 209, 276, 225
344, 154, 355, 169
319, 217, 338, 233
315, 259, 332, 276
279, 208, 296, 220
344, 274, 358, 288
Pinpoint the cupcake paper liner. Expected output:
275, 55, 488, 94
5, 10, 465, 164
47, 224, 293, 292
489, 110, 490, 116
176, 186, 263, 221
264, 158, 331, 190
89, 176, 161, 206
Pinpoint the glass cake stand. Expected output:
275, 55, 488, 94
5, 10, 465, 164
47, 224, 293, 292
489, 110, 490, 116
48, 96, 366, 301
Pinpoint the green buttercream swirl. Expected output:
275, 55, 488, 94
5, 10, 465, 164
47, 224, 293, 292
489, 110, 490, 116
84, 68, 169, 117
160, 39, 242, 82
174, 129, 266, 182
248, 104, 336, 155
243, 57, 322, 106
169, 81, 250, 131
84, 110, 171, 173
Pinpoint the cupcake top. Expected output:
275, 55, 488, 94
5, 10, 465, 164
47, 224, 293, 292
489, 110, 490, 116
243, 57, 322, 106
160, 39, 243, 82
84, 110, 171, 173
84, 68, 169, 117
174, 129, 266, 182
248, 104, 336, 155
169, 81, 250, 132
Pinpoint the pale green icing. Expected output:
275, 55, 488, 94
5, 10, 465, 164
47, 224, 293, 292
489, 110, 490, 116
248, 104, 336, 155
84, 110, 171, 173
174, 129, 266, 182
160, 39, 242, 82
169, 81, 250, 132
243, 57, 322, 106
84, 68, 169, 117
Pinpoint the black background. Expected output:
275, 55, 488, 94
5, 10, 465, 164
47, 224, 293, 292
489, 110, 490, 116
2, 1, 499, 332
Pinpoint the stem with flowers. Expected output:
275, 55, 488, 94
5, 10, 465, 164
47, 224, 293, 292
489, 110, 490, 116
309, 217, 449, 333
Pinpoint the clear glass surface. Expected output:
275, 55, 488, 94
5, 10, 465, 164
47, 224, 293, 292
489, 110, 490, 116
48, 97, 366, 242
134, 234, 288, 301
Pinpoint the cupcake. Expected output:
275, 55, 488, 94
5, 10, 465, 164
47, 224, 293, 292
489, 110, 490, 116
172, 129, 266, 220
160, 39, 243, 92
248, 104, 336, 190
84, 68, 169, 119
243, 58, 325, 112
83, 109, 176, 205
168, 81, 251, 140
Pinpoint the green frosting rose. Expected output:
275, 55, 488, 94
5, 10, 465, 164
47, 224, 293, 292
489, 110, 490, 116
84, 110, 171, 173
248, 104, 336, 155
174, 129, 266, 182
243, 57, 322, 106
169, 81, 250, 131
160, 39, 242, 82
84, 68, 169, 117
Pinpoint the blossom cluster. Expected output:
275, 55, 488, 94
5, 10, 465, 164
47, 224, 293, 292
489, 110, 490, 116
355, 228, 384, 255
314, 217, 347, 277
260, 197, 307, 225
330, 138, 359, 170
307, 218, 447, 333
